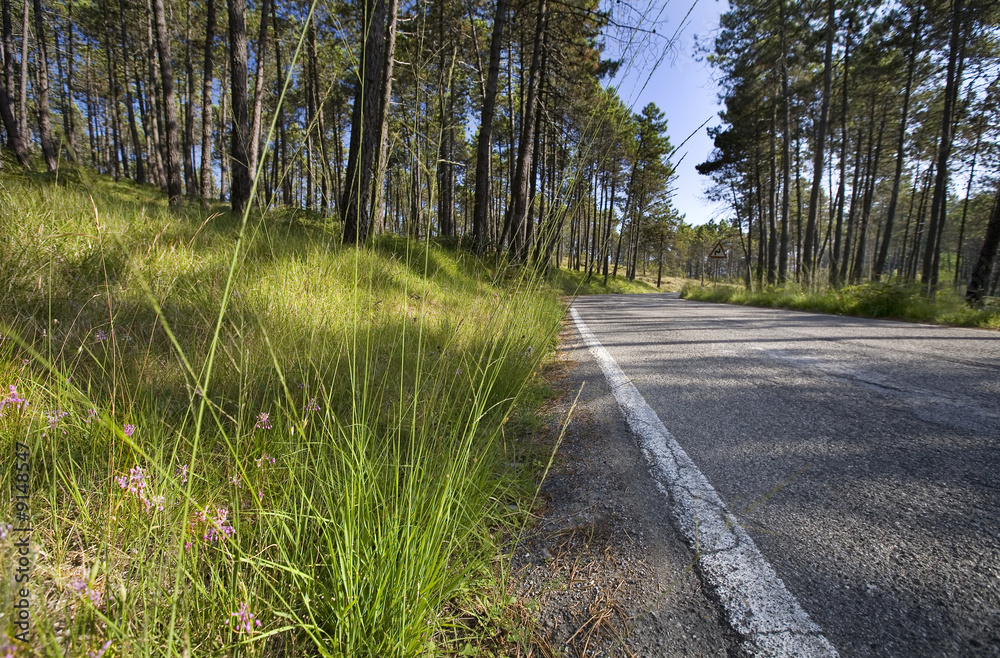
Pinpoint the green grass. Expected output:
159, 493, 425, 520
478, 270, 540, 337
0, 168, 566, 656
680, 281, 1000, 329
548, 266, 666, 296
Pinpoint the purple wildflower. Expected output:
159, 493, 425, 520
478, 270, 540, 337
123, 424, 136, 438
44, 409, 69, 435
229, 474, 242, 488
176, 464, 188, 485
226, 602, 262, 634
94, 329, 107, 342
305, 398, 320, 413
202, 507, 235, 542
115, 466, 163, 512
69, 578, 104, 608
84, 408, 98, 423
0, 523, 11, 540
0, 385, 28, 416
255, 411, 272, 430
254, 453, 275, 468
89, 640, 113, 658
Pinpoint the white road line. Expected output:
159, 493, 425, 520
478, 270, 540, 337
570, 306, 838, 658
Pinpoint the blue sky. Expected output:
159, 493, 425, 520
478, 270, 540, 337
604, 0, 731, 226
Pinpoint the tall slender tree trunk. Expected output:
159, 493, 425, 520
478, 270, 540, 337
342, 0, 387, 244
850, 108, 886, 283
228, 0, 251, 214
248, 0, 269, 176
218, 56, 228, 202
18, 0, 27, 142
922, 0, 964, 289
370, 0, 399, 231
0, 66, 27, 164
102, 0, 124, 178
829, 25, 849, 287
767, 105, 778, 284
199, 0, 215, 199
145, 0, 165, 187
0, 0, 25, 165
183, 12, 196, 195
839, 125, 865, 283
472, 0, 508, 253
502, 0, 546, 257
954, 123, 983, 285
803, 0, 835, 283
152, 0, 182, 202
120, 0, 145, 183
2, 0, 13, 96
33, 0, 56, 170
778, 0, 790, 282
965, 186, 1000, 305
873, 10, 920, 280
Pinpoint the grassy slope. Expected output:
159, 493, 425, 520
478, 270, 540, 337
680, 282, 1000, 329
0, 169, 567, 656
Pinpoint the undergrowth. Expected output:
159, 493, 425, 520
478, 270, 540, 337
548, 267, 663, 296
680, 281, 1000, 329
0, 168, 565, 656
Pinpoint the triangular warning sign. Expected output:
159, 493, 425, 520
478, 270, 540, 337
708, 241, 727, 259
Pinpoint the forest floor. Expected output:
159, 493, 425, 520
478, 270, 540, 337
510, 319, 733, 657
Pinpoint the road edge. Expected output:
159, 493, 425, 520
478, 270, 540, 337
569, 306, 839, 658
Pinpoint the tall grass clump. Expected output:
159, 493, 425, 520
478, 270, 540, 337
0, 169, 564, 656
680, 281, 1000, 329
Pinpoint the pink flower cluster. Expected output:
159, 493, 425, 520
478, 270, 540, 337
0, 385, 27, 416
69, 578, 104, 607
255, 411, 272, 430
44, 409, 69, 436
226, 602, 262, 634
194, 506, 235, 543
115, 466, 165, 512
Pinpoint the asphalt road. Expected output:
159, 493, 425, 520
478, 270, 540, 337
571, 293, 1000, 657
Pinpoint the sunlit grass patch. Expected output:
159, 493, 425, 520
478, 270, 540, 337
0, 170, 565, 655
680, 281, 1000, 329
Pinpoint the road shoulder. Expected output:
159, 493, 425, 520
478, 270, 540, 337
513, 320, 732, 657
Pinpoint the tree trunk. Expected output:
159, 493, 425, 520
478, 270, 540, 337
228, 0, 251, 214
120, 0, 145, 183
152, 0, 182, 202
965, 187, 1000, 305
342, 0, 387, 244
0, 66, 27, 164
472, 0, 508, 253
802, 0, 835, 282
199, 0, 215, 199
767, 104, 778, 284
248, 0, 269, 176
370, 0, 399, 231
183, 11, 196, 195
850, 108, 886, 283
502, 0, 546, 258
778, 0, 790, 283
954, 122, 982, 285
921, 0, 964, 290
145, 0, 165, 187
218, 56, 228, 202
17, 0, 27, 142
33, 0, 56, 170
873, 10, 920, 281
1, 0, 13, 96
839, 125, 865, 284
